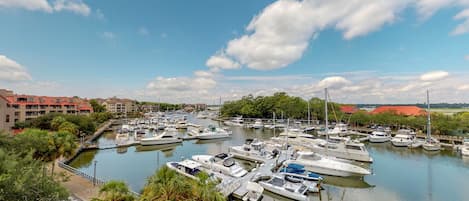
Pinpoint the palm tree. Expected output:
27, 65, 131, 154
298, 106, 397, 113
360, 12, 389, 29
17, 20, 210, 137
140, 166, 192, 201
191, 172, 225, 201
92, 180, 135, 201
47, 131, 77, 176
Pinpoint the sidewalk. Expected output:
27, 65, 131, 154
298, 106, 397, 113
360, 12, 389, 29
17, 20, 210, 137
55, 162, 100, 201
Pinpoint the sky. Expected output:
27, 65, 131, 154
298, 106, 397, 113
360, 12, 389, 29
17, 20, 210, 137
0, 0, 469, 104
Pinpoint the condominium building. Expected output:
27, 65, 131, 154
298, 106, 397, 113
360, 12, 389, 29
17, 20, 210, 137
0, 89, 93, 124
0, 95, 14, 132
101, 98, 137, 114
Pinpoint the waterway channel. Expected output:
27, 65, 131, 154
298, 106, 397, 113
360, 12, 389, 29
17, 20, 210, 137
69, 115, 469, 201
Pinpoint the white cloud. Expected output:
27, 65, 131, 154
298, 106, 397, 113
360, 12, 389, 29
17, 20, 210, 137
0, 55, 32, 81
193, 70, 214, 78
96, 8, 105, 21
205, 52, 240, 70
138, 27, 149, 36
0, 0, 92, 16
420, 70, 449, 81
207, 0, 469, 71
101, 31, 115, 40
53, 0, 90, 16
317, 76, 351, 89
452, 8, 469, 35
0, 0, 52, 12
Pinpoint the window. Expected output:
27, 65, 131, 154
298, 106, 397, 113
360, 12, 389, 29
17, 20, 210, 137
5, 115, 10, 123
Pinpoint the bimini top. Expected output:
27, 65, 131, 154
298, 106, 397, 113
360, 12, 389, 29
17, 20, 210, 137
178, 160, 202, 169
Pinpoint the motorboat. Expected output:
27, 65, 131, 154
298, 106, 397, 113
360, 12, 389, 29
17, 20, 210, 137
279, 163, 324, 182
285, 151, 371, 177
422, 90, 441, 152
242, 182, 264, 201
422, 137, 441, 151
461, 138, 469, 157
369, 130, 391, 143
188, 124, 203, 136
196, 125, 232, 140
140, 131, 182, 146
259, 174, 316, 201
175, 120, 188, 129
252, 119, 264, 129
409, 138, 425, 148
166, 159, 204, 180
192, 153, 248, 178
391, 132, 415, 147
309, 139, 373, 163
224, 116, 244, 126
229, 139, 278, 162
317, 123, 349, 136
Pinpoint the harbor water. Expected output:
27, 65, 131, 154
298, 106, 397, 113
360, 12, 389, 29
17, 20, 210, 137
69, 116, 469, 201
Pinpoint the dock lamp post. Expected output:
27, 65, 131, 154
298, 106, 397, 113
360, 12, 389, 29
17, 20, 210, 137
93, 160, 97, 186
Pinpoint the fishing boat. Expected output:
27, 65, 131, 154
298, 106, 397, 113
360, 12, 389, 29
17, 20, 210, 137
192, 153, 248, 178
196, 125, 232, 140
166, 159, 204, 180
140, 131, 182, 146
369, 129, 391, 143
285, 151, 371, 177
229, 139, 278, 162
259, 174, 317, 201
422, 90, 441, 151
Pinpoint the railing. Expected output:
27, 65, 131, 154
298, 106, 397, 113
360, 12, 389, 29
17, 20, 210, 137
58, 161, 141, 197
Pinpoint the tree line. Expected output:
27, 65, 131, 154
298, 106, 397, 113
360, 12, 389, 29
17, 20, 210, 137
221, 92, 469, 135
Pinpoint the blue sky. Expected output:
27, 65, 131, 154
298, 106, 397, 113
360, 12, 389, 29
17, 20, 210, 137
0, 0, 468, 104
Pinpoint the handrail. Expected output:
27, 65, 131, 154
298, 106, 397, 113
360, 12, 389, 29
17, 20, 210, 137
58, 161, 140, 197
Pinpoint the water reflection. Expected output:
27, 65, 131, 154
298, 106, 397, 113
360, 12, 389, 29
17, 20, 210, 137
69, 116, 469, 201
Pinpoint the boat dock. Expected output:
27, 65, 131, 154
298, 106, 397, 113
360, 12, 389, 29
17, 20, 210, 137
209, 149, 292, 199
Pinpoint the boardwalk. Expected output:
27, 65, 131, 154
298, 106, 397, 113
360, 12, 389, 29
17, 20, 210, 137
55, 161, 100, 201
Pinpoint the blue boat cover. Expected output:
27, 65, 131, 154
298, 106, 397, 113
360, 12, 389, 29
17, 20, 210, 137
308, 172, 322, 179
287, 163, 305, 170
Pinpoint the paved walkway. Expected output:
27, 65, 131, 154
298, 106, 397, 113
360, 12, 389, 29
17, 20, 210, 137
55, 162, 100, 201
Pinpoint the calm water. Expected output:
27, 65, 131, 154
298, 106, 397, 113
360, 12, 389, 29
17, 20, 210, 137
69, 116, 469, 201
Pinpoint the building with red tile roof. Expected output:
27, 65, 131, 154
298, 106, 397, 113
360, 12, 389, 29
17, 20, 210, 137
370, 106, 425, 116
340, 105, 359, 114
0, 89, 93, 124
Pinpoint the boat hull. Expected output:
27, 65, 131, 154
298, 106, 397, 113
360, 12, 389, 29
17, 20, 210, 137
285, 160, 370, 177
259, 182, 307, 201
140, 139, 182, 146
422, 143, 441, 151
369, 137, 390, 143
391, 140, 412, 147
197, 134, 230, 140
309, 146, 372, 163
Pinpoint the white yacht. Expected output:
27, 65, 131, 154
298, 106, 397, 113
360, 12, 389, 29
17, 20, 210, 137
252, 119, 264, 129
140, 131, 182, 146
278, 129, 313, 139
175, 120, 187, 129
166, 159, 204, 180
242, 182, 264, 201
188, 124, 203, 136
285, 151, 371, 177
422, 90, 441, 151
461, 138, 469, 157
259, 174, 317, 201
224, 116, 244, 126
391, 130, 415, 147
310, 139, 373, 163
369, 130, 391, 143
229, 139, 277, 162
197, 125, 232, 140
318, 123, 349, 136
192, 153, 248, 178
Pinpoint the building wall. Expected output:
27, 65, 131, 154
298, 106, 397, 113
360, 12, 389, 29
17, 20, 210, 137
0, 97, 14, 132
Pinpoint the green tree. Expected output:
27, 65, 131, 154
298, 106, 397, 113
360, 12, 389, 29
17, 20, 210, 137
92, 181, 135, 201
91, 99, 107, 113
51, 116, 67, 130
47, 131, 78, 176
58, 121, 79, 135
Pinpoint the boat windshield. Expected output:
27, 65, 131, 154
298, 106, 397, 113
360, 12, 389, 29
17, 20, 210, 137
268, 177, 285, 187
345, 145, 363, 151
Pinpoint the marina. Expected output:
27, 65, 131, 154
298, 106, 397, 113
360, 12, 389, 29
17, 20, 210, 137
68, 114, 469, 201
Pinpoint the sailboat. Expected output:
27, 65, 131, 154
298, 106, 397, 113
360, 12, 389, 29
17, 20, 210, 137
286, 88, 372, 177
422, 90, 441, 151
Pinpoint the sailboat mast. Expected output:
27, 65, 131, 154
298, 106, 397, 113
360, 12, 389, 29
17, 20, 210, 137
427, 90, 431, 142
325, 88, 329, 141
308, 100, 311, 126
